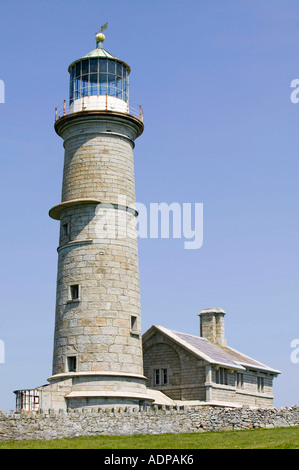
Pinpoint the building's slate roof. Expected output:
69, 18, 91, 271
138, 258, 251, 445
145, 325, 280, 374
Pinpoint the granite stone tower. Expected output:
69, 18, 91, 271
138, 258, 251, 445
38, 29, 153, 410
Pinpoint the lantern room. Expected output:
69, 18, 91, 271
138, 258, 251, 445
68, 31, 130, 114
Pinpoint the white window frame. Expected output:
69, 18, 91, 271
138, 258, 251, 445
215, 367, 228, 385
257, 376, 264, 392
153, 368, 168, 386
236, 372, 244, 389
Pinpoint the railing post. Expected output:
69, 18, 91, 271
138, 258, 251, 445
55, 108, 57, 121
139, 105, 142, 120
82, 93, 84, 111
106, 93, 108, 110
63, 100, 66, 116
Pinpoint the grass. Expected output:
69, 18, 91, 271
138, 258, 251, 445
0, 426, 299, 449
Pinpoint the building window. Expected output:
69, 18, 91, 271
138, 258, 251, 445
155, 369, 160, 386
236, 372, 244, 389
67, 356, 77, 372
62, 222, 69, 237
257, 376, 264, 392
154, 368, 168, 386
130, 315, 137, 331
70, 284, 80, 301
162, 368, 168, 385
215, 367, 228, 385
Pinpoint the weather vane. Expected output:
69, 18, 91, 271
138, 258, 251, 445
95, 23, 108, 47
96, 22, 108, 35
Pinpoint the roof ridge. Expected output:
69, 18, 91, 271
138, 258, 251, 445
170, 329, 208, 341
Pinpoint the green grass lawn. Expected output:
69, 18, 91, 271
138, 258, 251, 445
0, 426, 299, 449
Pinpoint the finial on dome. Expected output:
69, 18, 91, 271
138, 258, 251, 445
96, 22, 108, 48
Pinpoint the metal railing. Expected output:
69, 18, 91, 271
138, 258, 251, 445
55, 95, 143, 122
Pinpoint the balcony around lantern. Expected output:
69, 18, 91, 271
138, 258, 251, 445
55, 91, 143, 121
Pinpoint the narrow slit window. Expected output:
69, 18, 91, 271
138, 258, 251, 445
257, 376, 264, 392
155, 369, 160, 386
131, 315, 137, 331
70, 284, 79, 301
236, 372, 244, 389
62, 223, 69, 236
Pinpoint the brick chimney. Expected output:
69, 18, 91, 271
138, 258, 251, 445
198, 308, 227, 346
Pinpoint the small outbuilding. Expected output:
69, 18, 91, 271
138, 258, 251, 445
143, 308, 280, 408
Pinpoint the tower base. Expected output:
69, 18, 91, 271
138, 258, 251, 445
37, 372, 154, 411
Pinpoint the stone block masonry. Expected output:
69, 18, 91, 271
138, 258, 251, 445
44, 110, 152, 409
0, 405, 299, 441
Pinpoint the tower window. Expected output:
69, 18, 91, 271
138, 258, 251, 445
62, 223, 69, 236
70, 284, 80, 301
67, 356, 77, 372
131, 315, 137, 331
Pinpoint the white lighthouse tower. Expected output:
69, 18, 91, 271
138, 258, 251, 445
36, 27, 153, 410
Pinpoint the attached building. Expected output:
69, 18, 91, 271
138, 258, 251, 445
143, 308, 280, 408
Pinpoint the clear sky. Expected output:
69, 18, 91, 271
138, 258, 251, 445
0, 0, 299, 412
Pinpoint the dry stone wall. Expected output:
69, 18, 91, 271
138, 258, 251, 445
0, 405, 299, 441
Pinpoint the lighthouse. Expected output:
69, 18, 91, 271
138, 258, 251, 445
12, 28, 281, 415
37, 28, 153, 410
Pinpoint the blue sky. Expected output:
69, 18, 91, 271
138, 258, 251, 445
0, 0, 299, 412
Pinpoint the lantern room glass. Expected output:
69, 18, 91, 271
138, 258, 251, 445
69, 58, 128, 105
